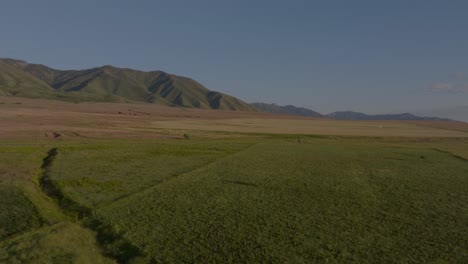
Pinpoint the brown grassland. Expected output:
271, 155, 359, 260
1, 96, 467, 140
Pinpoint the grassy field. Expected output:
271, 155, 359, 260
0, 103, 467, 263
49, 140, 255, 207
151, 118, 468, 137
92, 139, 467, 263
0, 185, 42, 240
0, 145, 115, 264
0, 145, 47, 240
15, 136, 461, 263
0, 223, 113, 264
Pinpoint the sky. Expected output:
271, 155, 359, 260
1, 0, 467, 120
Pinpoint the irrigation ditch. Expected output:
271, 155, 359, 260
38, 148, 144, 263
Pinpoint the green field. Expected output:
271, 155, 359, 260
0, 145, 46, 240
49, 140, 255, 207
0, 223, 113, 264
0, 136, 467, 263
0, 185, 42, 240
0, 145, 113, 263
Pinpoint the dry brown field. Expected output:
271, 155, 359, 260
1, 96, 467, 140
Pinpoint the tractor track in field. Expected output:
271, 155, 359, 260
38, 147, 144, 264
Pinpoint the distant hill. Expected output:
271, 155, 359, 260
252, 102, 453, 121
0, 58, 256, 111
326, 111, 452, 121
251, 103, 323, 117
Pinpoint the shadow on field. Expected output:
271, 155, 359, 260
222, 180, 258, 187
39, 148, 145, 263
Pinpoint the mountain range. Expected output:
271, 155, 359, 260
250, 103, 322, 117
0, 58, 456, 121
0, 58, 256, 111
326, 111, 451, 121
251, 103, 452, 121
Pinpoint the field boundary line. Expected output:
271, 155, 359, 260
431, 148, 468, 162
97, 142, 263, 209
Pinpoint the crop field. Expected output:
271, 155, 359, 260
0, 136, 456, 263
0, 145, 114, 263
90, 139, 467, 263
0, 102, 467, 263
0, 146, 46, 240
0, 185, 42, 240
0, 223, 113, 264
48, 140, 255, 208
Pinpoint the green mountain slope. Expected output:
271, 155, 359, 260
0, 58, 256, 111
0, 59, 59, 98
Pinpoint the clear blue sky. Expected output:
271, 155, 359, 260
1, 0, 467, 119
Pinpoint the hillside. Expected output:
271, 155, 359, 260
0, 58, 256, 111
0, 59, 59, 98
251, 102, 323, 117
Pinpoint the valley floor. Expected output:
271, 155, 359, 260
0, 97, 467, 263
1, 96, 468, 140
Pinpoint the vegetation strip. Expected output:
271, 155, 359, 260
38, 147, 144, 263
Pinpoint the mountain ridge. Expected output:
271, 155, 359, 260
326, 110, 452, 121
0, 58, 256, 111
251, 103, 454, 121
251, 103, 322, 118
